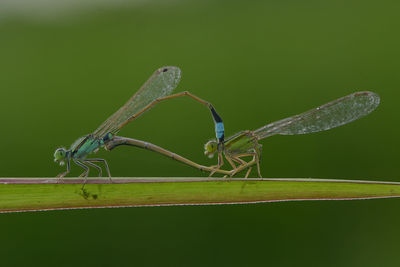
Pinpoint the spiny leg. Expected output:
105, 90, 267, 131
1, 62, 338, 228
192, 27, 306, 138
225, 155, 241, 178
85, 158, 112, 182
230, 152, 257, 168
231, 153, 258, 177
245, 167, 252, 178
228, 154, 254, 176
224, 155, 243, 178
231, 156, 250, 177
233, 153, 256, 162
225, 156, 237, 170
256, 162, 262, 177
231, 156, 247, 165
254, 146, 262, 178
255, 154, 262, 178
209, 152, 225, 177
230, 157, 257, 177
83, 160, 102, 177
74, 159, 90, 179
221, 154, 253, 178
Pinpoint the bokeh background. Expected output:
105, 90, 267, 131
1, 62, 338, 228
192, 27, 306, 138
1, 0, 399, 266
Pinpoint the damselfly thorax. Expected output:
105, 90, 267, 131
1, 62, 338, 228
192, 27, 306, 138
223, 130, 261, 156
71, 133, 113, 159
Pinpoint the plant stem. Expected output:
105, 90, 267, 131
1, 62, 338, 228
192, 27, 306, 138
0, 177, 399, 213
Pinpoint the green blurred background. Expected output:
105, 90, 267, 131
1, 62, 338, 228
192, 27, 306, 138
0, 0, 399, 266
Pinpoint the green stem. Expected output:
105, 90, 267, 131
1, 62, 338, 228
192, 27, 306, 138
0, 177, 399, 213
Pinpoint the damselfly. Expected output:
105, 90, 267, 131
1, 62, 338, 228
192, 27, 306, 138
203, 91, 380, 178
54, 66, 224, 178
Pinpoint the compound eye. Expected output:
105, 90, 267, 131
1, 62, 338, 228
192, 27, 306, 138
54, 148, 67, 160
206, 141, 218, 152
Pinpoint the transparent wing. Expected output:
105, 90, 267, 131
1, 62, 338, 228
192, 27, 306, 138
253, 91, 380, 140
93, 66, 181, 138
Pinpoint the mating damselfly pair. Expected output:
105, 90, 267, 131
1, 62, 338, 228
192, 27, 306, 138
54, 66, 380, 179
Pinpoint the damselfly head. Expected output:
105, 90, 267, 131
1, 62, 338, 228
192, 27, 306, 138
204, 140, 218, 158
54, 147, 67, 166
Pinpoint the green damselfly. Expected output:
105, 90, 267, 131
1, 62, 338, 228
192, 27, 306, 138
54, 66, 225, 178
204, 91, 380, 178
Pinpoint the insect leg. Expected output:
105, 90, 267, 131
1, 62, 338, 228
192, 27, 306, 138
74, 160, 90, 178
230, 152, 260, 178
83, 160, 102, 177
225, 155, 237, 169
231, 156, 248, 165
230, 158, 257, 177
254, 146, 262, 178
244, 167, 252, 178
208, 152, 225, 177
85, 158, 112, 182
